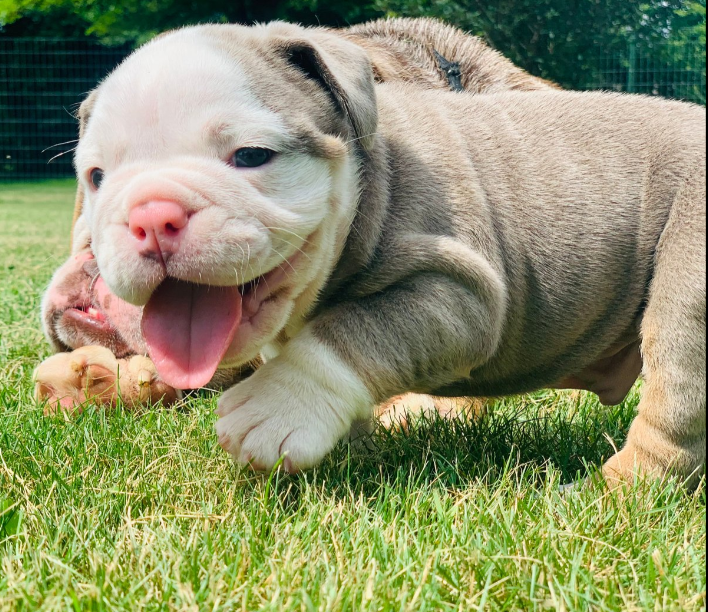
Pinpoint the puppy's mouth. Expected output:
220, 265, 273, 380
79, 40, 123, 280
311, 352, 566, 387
51, 254, 126, 351
142, 254, 299, 390
54, 300, 133, 358
63, 304, 112, 333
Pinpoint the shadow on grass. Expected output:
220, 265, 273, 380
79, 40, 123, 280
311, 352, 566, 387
260, 388, 644, 504
8, 382, 637, 496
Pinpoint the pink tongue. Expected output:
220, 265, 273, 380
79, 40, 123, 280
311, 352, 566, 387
142, 279, 242, 389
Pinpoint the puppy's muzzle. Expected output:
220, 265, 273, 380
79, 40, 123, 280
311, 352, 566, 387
128, 200, 189, 264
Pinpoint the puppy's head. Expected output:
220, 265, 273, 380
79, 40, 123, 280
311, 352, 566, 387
72, 23, 377, 389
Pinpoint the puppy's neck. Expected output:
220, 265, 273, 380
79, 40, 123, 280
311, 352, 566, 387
276, 138, 383, 342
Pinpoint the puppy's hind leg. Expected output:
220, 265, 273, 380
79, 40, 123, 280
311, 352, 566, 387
603, 171, 706, 488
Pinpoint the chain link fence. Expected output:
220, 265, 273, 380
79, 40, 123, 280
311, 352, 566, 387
1, 37, 705, 181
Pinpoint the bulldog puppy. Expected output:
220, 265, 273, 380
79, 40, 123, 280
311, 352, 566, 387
62, 21, 705, 487
39, 17, 552, 415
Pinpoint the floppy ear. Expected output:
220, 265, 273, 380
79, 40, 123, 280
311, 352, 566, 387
70, 89, 98, 249
272, 30, 378, 150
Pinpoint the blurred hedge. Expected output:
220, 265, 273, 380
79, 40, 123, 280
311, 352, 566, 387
1, 0, 705, 88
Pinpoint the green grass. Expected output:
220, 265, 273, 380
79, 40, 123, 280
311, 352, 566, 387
0, 181, 705, 611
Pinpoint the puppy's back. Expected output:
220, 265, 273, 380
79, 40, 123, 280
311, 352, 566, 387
378, 87, 705, 203
345, 17, 555, 93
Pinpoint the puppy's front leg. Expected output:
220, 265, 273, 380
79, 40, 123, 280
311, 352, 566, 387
215, 328, 374, 472
216, 273, 505, 472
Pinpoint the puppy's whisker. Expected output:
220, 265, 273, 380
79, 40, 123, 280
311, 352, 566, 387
64, 105, 81, 119
270, 248, 298, 277
342, 131, 380, 146
42, 139, 79, 153
272, 250, 300, 275
348, 201, 380, 229
47, 147, 77, 164
271, 262, 293, 287
236, 243, 247, 270
274, 239, 312, 262
234, 243, 259, 286
250, 274, 265, 296
88, 270, 101, 296
237, 243, 258, 286
261, 227, 307, 242
245, 244, 261, 286
260, 228, 312, 261
241, 253, 259, 289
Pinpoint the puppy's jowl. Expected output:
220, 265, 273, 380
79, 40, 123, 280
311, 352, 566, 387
48, 22, 706, 484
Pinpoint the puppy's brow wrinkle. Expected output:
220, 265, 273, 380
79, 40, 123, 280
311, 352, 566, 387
205, 122, 233, 148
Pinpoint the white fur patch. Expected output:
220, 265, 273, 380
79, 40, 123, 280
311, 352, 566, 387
215, 328, 374, 472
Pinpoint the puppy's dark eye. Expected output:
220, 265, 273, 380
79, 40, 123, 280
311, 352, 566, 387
232, 148, 274, 168
89, 168, 104, 190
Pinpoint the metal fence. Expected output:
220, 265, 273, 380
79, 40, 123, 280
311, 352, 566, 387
585, 41, 706, 105
0, 38, 131, 181
0, 37, 705, 181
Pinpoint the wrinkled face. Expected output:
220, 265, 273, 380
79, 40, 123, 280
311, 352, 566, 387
67, 24, 374, 389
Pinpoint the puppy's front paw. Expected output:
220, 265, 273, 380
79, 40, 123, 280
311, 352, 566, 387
215, 333, 373, 473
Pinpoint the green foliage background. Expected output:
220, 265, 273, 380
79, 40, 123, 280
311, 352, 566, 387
1, 0, 705, 89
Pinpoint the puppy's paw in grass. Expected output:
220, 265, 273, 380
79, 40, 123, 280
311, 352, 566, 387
215, 333, 373, 473
34, 346, 179, 414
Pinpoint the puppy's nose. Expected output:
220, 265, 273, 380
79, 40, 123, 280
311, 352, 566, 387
128, 200, 188, 262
